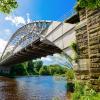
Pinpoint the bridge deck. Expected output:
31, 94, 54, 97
1, 39, 62, 66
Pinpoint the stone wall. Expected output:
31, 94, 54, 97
75, 9, 90, 82
75, 8, 100, 91
87, 9, 100, 91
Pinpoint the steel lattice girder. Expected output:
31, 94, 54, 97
0, 21, 62, 65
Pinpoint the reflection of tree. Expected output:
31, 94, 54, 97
0, 77, 23, 100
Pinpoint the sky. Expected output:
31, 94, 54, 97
0, 0, 76, 66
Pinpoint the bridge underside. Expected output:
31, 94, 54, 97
1, 39, 62, 66
0, 21, 63, 66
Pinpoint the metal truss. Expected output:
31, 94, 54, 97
0, 21, 52, 63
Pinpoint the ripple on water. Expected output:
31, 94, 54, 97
0, 76, 67, 100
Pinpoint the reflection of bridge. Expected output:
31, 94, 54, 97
0, 21, 76, 67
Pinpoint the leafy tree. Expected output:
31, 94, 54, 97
34, 60, 43, 74
0, 0, 18, 14
27, 61, 35, 75
75, 0, 100, 11
39, 66, 50, 75
10, 63, 28, 76
39, 64, 67, 76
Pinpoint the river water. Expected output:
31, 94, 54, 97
0, 76, 68, 100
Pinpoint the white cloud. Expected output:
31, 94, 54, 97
0, 39, 8, 54
5, 13, 32, 26
5, 15, 26, 26
41, 54, 72, 68
41, 56, 51, 64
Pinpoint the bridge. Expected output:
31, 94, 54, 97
0, 21, 76, 67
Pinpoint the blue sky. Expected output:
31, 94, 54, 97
16, 0, 76, 21
0, 0, 76, 41
0, 0, 76, 66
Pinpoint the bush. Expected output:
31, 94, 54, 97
72, 82, 100, 100
10, 64, 28, 76
39, 66, 50, 75
66, 69, 75, 80
39, 65, 67, 76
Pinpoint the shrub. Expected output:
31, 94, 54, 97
66, 69, 75, 80
72, 82, 100, 100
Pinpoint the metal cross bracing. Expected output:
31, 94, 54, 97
0, 21, 62, 66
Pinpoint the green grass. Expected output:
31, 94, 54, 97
72, 82, 100, 100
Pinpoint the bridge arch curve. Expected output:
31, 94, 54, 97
0, 21, 64, 66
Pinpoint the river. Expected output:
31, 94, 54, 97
0, 76, 69, 100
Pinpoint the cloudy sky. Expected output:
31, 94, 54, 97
0, 0, 76, 66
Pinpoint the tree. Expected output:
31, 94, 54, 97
10, 63, 28, 76
27, 61, 35, 75
39, 66, 50, 75
75, 0, 100, 11
0, 0, 18, 14
34, 60, 43, 74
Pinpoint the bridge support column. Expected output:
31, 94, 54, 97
73, 59, 90, 83
75, 8, 100, 91
87, 9, 100, 91
74, 8, 90, 84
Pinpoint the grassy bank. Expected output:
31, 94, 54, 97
72, 82, 100, 100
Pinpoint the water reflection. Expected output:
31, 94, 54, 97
0, 76, 67, 100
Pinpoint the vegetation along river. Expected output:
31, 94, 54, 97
0, 76, 69, 100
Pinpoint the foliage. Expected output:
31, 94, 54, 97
27, 61, 35, 75
72, 82, 100, 100
0, 0, 18, 14
39, 65, 50, 75
4, 60, 73, 77
39, 65, 67, 76
75, 0, 100, 11
65, 69, 75, 80
70, 43, 78, 54
34, 60, 43, 74
10, 63, 28, 76
70, 42, 79, 64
